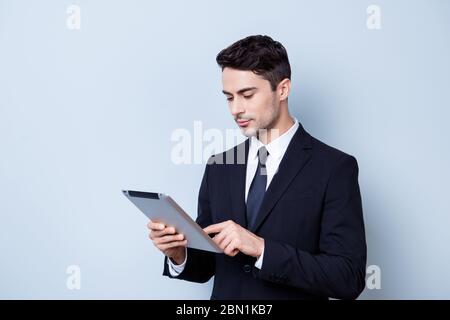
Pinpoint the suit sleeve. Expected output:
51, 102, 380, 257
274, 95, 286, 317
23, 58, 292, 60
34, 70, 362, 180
162, 159, 216, 283
253, 155, 367, 299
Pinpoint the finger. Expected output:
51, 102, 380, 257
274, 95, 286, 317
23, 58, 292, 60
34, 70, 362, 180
213, 229, 233, 247
159, 240, 188, 251
225, 238, 240, 256
224, 238, 240, 256
152, 226, 176, 238
218, 233, 234, 251
155, 233, 185, 245
148, 221, 165, 231
204, 221, 229, 234
230, 248, 239, 256
149, 227, 175, 240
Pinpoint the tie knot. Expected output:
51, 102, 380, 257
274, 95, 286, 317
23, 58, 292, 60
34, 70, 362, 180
257, 146, 269, 166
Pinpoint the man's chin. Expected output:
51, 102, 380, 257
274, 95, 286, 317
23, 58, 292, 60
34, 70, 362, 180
240, 127, 258, 137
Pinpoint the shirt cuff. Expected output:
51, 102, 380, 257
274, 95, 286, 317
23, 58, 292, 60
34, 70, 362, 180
254, 245, 264, 269
167, 247, 188, 277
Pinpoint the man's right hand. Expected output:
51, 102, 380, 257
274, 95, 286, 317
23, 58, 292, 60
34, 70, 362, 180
148, 221, 187, 265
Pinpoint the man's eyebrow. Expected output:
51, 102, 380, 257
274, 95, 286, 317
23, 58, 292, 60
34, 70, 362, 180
222, 87, 258, 95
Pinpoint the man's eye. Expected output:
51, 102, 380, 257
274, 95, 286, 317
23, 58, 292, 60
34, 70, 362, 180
226, 97, 233, 101
243, 95, 254, 99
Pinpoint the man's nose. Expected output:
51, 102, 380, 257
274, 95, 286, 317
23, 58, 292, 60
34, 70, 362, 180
229, 101, 245, 117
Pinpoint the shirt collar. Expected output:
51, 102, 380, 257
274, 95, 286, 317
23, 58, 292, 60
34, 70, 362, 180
249, 117, 299, 161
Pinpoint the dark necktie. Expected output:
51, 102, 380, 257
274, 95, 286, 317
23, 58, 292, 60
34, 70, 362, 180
246, 146, 269, 229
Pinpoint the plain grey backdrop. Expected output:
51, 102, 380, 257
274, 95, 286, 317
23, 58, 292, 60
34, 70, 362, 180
1, 0, 449, 299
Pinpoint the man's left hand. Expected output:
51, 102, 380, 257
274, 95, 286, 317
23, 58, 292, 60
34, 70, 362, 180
204, 220, 264, 258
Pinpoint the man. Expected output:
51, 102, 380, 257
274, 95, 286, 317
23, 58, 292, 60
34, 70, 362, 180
148, 35, 367, 300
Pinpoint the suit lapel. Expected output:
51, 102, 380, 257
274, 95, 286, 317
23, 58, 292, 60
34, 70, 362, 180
228, 138, 249, 227
249, 123, 313, 233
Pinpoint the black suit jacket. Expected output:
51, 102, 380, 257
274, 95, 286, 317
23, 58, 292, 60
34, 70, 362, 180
163, 122, 367, 300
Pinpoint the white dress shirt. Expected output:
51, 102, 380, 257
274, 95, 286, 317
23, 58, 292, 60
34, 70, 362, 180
168, 118, 300, 276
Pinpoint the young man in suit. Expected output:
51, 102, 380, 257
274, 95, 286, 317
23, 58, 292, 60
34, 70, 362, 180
148, 35, 367, 300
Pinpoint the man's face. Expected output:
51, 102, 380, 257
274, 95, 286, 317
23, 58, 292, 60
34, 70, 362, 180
222, 68, 279, 137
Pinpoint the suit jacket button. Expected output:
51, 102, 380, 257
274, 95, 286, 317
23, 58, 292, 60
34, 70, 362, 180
243, 264, 252, 273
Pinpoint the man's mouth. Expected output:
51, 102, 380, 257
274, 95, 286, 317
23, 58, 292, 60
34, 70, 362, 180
237, 119, 251, 127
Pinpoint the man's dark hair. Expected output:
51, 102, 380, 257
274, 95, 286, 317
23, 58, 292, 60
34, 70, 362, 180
216, 35, 291, 91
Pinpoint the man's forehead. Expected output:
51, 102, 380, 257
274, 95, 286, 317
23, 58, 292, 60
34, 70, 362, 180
221, 68, 266, 92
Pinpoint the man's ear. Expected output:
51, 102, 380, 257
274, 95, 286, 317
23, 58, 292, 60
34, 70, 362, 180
277, 78, 291, 101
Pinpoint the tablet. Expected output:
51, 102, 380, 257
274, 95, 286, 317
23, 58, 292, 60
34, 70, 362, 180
122, 190, 222, 253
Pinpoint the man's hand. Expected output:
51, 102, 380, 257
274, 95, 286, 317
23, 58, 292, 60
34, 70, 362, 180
147, 221, 187, 265
204, 220, 264, 258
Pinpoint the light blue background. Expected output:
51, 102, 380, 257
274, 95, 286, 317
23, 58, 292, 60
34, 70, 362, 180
1, 0, 449, 299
